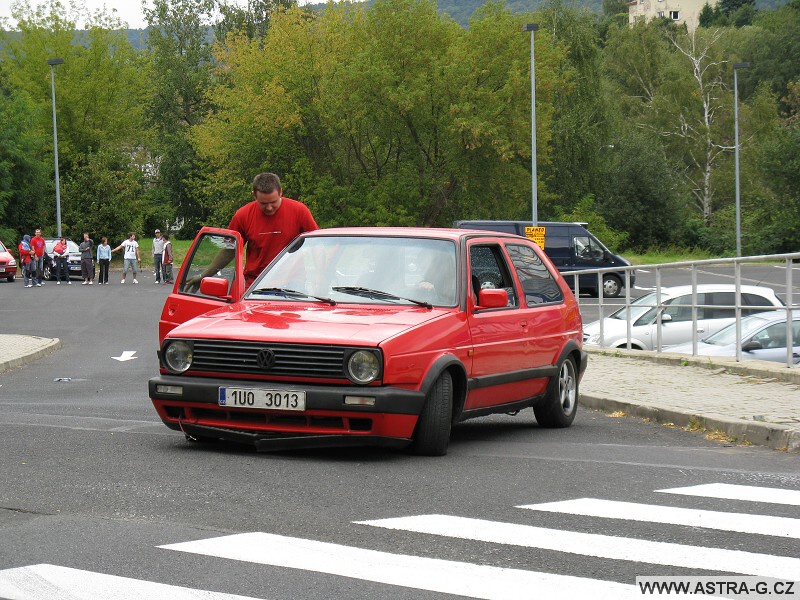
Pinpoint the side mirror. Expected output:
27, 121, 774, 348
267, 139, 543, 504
477, 288, 508, 309
199, 276, 231, 299
660, 313, 673, 323
742, 340, 764, 352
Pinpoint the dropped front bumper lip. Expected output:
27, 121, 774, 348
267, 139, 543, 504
181, 422, 411, 451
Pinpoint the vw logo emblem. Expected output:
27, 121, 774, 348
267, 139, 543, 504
256, 349, 276, 370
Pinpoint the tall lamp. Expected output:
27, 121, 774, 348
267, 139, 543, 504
523, 23, 539, 225
733, 61, 750, 257
48, 58, 64, 238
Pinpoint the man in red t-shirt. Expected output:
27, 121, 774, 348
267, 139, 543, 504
188, 173, 318, 290
229, 173, 318, 285
31, 228, 47, 286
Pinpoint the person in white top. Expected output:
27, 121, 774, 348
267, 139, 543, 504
111, 232, 141, 284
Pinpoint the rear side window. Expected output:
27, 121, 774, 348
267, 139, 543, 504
742, 292, 780, 315
506, 244, 563, 306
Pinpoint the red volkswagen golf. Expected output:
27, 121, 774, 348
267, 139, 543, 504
149, 227, 586, 455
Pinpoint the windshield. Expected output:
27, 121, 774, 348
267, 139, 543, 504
703, 315, 772, 345
249, 236, 459, 307
0, 241, 6, 252
609, 292, 659, 321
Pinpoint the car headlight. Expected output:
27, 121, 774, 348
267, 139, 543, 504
163, 340, 193, 373
585, 334, 600, 345
347, 350, 380, 385
8, 259, 16, 266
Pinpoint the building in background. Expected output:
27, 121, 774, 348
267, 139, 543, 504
628, 0, 718, 31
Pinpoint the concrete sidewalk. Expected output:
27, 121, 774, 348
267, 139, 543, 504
1, 334, 798, 453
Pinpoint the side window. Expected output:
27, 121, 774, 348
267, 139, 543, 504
180, 233, 238, 297
545, 235, 570, 264
663, 295, 695, 322
742, 293, 778, 315
705, 292, 736, 320
469, 245, 517, 308
753, 323, 789, 349
574, 236, 604, 262
506, 244, 563, 306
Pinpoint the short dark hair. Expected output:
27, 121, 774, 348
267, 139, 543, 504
252, 173, 282, 195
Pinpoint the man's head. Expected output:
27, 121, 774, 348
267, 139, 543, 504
83, 232, 89, 240
162, 233, 169, 241
155, 229, 161, 237
35, 229, 42, 237
252, 173, 283, 217
129, 232, 136, 240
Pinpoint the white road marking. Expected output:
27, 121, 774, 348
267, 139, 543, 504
0, 564, 262, 600
359, 514, 800, 580
111, 350, 137, 362
518, 498, 800, 539
161, 532, 637, 600
657, 483, 800, 506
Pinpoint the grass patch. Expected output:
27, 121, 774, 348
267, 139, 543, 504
626, 247, 717, 266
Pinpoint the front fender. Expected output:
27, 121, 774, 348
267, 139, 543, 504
418, 354, 468, 422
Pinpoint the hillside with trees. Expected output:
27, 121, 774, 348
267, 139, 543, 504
1, 0, 799, 255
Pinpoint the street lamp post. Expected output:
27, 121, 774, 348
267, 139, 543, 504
733, 61, 750, 258
523, 23, 539, 226
48, 58, 64, 238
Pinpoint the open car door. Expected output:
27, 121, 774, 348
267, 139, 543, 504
158, 227, 245, 343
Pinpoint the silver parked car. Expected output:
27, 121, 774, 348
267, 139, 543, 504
583, 284, 785, 350
669, 311, 800, 364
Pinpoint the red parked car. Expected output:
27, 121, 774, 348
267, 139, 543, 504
149, 227, 586, 455
0, 240, 18, 282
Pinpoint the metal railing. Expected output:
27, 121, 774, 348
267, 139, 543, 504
569, 252, 800, 367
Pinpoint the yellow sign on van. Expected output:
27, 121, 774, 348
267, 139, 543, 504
524, 226, 546, 247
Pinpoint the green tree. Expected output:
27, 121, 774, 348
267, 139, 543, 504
143, 0, 217, 235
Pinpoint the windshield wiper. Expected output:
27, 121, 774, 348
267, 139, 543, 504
332, 286, 432, 309
251, 287, 336, 305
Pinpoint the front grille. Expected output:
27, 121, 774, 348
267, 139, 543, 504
190, 340, 348, 378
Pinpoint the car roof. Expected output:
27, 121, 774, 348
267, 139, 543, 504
303, 227, 526, 242
651, 284, 781, 299
740, 309, 799, 323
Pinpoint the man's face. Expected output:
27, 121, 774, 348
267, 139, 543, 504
35, 229, 41, 237
83, 233, 89, 240
155, 232, 161, 238
254, 189, 282, 217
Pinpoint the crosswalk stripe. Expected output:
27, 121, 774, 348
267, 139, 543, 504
358, 514, 800, 580
518, 497, 800, 539
0, 564, 262, 600
161, 532, 637, 600
657, 483, 800, 506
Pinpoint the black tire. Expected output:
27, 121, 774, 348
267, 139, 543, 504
6, 274, 13, 282
409, 371, 453, 456
534, 356, 578, 428
602, 275, 622, 298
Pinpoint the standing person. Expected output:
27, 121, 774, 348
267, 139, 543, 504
185, 173, 318, 290
31, 228, 46, 286
232, 173, 318, 286
78, 232, 94, 285
112, 232, 140, 284
161, 233, 174, 284
152, 229, 165, 283
53, 237, 71, 285
97, 237, 111, 285
18, 235, 35, 288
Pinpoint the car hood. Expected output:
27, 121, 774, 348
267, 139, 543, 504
583, 318, 639, 336
667, 341, 734, 357
167, 302, 454, 346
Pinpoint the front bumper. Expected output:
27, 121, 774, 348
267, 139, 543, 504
149, 375, 426, 449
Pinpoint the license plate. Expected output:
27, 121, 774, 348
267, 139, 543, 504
0, 268, 4, 273
218, 387, 306, 411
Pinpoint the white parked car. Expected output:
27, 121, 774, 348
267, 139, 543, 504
669, 311, 800, 364
583, 285, 785, 351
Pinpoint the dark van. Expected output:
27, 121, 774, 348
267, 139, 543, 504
454, 220, 634, 297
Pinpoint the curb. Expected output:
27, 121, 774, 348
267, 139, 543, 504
0, 336, 61, 375
579, 394, 800, 453
582, 347, 800, 453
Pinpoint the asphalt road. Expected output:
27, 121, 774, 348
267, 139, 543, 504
1, 271, 799, 599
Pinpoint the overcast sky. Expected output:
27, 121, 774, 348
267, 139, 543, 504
0, 0, 312, 31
